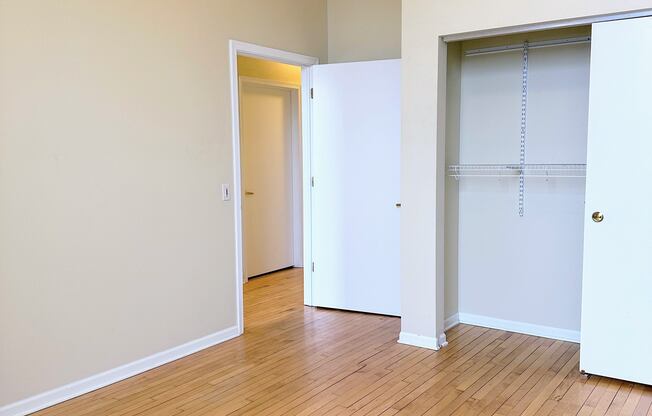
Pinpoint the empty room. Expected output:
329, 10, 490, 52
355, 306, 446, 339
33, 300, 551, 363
1, 1, 651, 416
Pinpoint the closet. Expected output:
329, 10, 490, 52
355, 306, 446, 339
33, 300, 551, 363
445, 27, 591, 342
444, 18, 652, 386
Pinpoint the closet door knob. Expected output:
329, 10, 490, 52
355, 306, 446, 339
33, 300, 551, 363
592, 211, 604, 223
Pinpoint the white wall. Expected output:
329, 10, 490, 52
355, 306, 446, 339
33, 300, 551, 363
0, 0, 326, 408
401, 0, 652, 346
327, 0, 402, 63
454, 32, 590, 337
444, 43, 461, 323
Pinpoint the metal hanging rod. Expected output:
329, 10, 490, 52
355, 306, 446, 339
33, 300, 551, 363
464, 36, 591, 57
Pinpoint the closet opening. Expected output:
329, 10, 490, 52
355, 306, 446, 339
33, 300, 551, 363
443, 26, 592, 343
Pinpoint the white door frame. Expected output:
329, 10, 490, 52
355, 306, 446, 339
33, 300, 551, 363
238, 76, 302, 280
229, 40, 318, 334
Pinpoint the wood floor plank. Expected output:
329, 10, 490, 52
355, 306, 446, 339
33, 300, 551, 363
32, 268, 651, 416
520, 350, 581, 416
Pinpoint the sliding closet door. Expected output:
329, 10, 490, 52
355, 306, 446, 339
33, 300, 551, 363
580, 17, 652, 385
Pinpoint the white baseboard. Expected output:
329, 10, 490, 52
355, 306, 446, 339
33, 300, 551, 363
444, 313, 460, 331
398, 318, 456, 351
398, 331, 441, 350
0, 325, 240, 416
457, 313, 580, 343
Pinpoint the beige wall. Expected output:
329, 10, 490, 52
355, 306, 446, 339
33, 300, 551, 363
400, 0, 652, 344
0, 0, 326, 406
327, 0, 401, 63
237, 55, 302, 85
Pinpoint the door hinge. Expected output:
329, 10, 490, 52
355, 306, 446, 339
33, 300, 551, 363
310, 88, 314, 99
311, 262, 315, 272
311, 176, 315, 187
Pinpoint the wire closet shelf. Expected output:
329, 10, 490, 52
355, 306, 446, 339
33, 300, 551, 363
448, 163, 587, 179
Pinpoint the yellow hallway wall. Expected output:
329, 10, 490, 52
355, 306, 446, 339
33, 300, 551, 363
237, 55, 302, 85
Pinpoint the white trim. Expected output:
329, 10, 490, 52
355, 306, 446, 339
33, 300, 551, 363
228, 40, 319, 325
232, 40, 320, 67
444, 313, 460, 331
442, 8, 652, 42
301, 66, 314, 306
398, 332, 441, 350
457, 313, 580, 343
287, 81, 304, 269
229, 40, 245, 335
0, 326, 239, 416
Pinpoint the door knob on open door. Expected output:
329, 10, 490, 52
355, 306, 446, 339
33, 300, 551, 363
592, 211, 604, 223
245, 191, 254, 196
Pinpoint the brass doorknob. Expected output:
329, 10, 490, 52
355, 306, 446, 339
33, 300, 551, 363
592, 211, 604, 223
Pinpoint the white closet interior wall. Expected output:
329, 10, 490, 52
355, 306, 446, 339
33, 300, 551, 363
445, 27, 591, 341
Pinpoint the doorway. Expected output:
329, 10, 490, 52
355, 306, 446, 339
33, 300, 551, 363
229, 41, 318, 334
229, 42, 402, 334
238, 59, 302, 280
239, 58, 302, 332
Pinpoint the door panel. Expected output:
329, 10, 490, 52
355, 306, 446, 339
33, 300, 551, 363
580, 17, 652, 385
311, 60, 400, 316
240, 82, 294, 278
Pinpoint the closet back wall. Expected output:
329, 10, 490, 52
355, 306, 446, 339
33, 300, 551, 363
451, 31, 590, 341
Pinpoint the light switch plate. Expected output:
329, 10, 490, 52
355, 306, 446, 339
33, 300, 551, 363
221, 184, 231, 201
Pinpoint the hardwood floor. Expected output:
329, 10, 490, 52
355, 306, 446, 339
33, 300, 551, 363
35, 268, 651, 415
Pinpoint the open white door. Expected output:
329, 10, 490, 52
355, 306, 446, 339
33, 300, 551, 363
580, 17, 652, 385
310, 59, 400, 316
